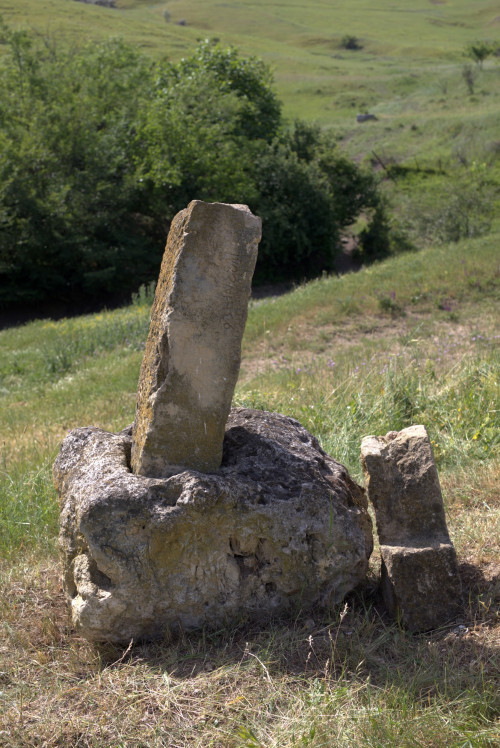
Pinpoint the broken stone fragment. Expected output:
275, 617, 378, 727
361, 425, 462, 632
131, 200, 261, 479
55, 408, 373, 643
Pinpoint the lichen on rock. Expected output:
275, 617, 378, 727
55, 408, 373, 643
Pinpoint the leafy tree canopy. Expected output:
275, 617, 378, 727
0, 23, 389, 308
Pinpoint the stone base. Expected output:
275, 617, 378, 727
381, 543, 462, 632
54, 408, 373, 643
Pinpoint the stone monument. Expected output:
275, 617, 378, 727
54, 201, 373, 643
132, 201, 260, 478
361, 425, 462, 632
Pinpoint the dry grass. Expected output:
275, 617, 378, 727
240, 297, 499, 385
1, 460, 498, 747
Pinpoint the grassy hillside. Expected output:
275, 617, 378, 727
2, 1, 499, 129
0, 2, 499, 745
0, 234, 499, 746
2, 0, 499, 250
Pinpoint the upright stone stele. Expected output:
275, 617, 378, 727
361, 425, 462, 632
131, 200, 261, 478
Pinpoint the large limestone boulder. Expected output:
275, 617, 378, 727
55, 408, 373, 643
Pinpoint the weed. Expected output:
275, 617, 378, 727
131, 281, 156, 308
378, 292, 402, 315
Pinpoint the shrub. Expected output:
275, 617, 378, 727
398, 163, 498, 247
252, 123, 388, 282
462, 63, 478, 94
430, 163, 496, 243
0, 26, 388, 306
340, 35, 362, 51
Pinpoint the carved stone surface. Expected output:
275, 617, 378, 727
55, 408, 373, 643
361, 425, 462, 631
131, 201, 261, 479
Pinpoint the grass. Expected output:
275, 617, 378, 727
0, 566, 498, 746
1, 1, 500, 134
2, 0, 500, 248
0, 233, 499, 746
0, 2, 499, 743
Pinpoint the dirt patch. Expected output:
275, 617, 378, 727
240, 301, 499, 384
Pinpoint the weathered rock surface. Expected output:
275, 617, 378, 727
131, 201, 261, 479
55, 408, 373, 643
361, 425, 462, 632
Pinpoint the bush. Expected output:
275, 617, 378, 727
462, 63, 477, 95
397, 163, 498, 247
252, 123, 387, 282
252, 143, 336, 281
340, 35, 362, 51
0, 23, 157, 305
430, 163, 497, 243
0, 25, 388, 306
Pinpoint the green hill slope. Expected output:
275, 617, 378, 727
2, 0, 499, 238
0, 231, 499, 746
2, 0, 499, 128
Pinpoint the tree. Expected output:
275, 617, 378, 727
465, 41, 493, 69
0, 24, 390, 307
252, 123, 389, 282
0, 23, 156, 305
170, 40, 282, 142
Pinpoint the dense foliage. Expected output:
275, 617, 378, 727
0, 23, 388, 307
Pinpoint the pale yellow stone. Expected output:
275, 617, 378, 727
361, 425, 461, 631
131, 201, 261, 478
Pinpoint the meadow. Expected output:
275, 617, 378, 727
1, 0, 499, 253
1, 1, 499, 149
0, 234, 499, 746
0, 0, 499, 745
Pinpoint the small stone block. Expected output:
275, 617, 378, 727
380, 543, 462, 632
361, 425, 462, 631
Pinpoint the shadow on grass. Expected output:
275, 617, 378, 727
86, 563, 499, 698
3, 555, 497, 698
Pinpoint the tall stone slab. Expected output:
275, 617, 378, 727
361, 425, 462, 632
131, 201, 261, 478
